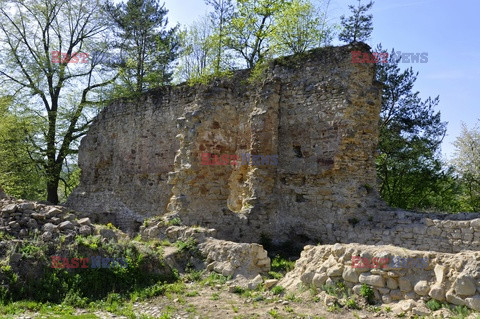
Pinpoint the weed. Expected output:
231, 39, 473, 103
175, 237, 198, 253
183, 270, 203, 282
268, 271, 284, 280
211, 292, 220, 300
345, 298, 360, 309
451, 305, 470, 318
359, 283, 374, 304
168, 218, 182, 226
201, 272, 231, 287
272, 285, 285, 295
285, 292, 299, 302
327, 303, 341, 312
366, 305, 381, 312
232, 305, 239, 313
268, 309, 281, 318
426, 299, 442, 311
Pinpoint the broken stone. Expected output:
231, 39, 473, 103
414, 280, 430, 296
312, 273, 328, 287
465, 295, 480, 311
2, 204, 17, 214
428, 284, 445, 301
248, 274, 263, 290
359, 273, 384, 288
18, 202, 35, 211
446, 288, 465, 306
264, 279, 278, 289
398, 277, 412, 292
342, 267, 359, 283
43, 223, 56, 232
78, 217, 92, 226
79, 225, 92, 236
45, 207, 62, 218
454, 276, 476, 296
58, 221, 74, 230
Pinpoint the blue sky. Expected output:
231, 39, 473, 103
161, 0, 480, 160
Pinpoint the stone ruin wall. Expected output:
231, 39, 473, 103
67, 43, 480, 253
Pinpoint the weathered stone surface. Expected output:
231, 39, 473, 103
18, 202, 35, 211
78, 217, 92, 226
446, 289, 466, 306
279, 243, 480, 312
454, 275, 477, 296
342, 267, 359, 283
465, 295, 480, 311
414, 280, 430, 296
312, 273, 328, 287
248, 274, 263, 290
79, 225, 93, 236
58, 221, 74, 230
434, 264, 446, 284
2, 204, 17, 214
264, 279, 278, 289
65, 42, 480, 253
66, 43, 384, 241
387, 277, 398, 290
428, 284, 445, 301
399, 277, 412, 292
45, 207, 62, 218
199, 238, 270, 281
359, 273, 384, 288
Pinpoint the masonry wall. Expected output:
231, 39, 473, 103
68, 43, 480, 251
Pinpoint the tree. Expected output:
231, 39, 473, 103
0, 96, 46, 200
205, 0, 235, 73
271, 0, 321, 55
226, 0, 289, 69
452, 122, 480, 211
0, 0, 117, 204
105, 0, 179, 93
175, 16, 216, 82
375, 45, 460, 212
338, 0, 374, 43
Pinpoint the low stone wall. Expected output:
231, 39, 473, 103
338, 209, 480, 253
0, 198, 95, 240
280, 243, 480, 312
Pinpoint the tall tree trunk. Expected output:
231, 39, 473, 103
47, 176, 59, 204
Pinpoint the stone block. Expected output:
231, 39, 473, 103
359, 273, 384, 288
